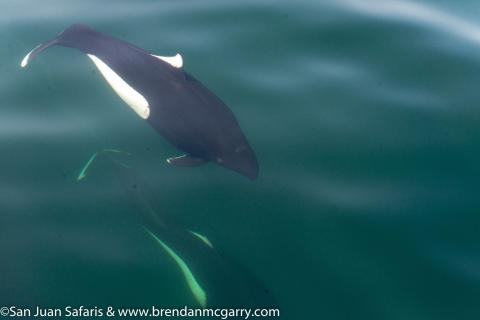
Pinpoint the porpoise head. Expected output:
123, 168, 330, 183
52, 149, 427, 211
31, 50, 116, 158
21, 24, 98, 68
215, 144, 259, 180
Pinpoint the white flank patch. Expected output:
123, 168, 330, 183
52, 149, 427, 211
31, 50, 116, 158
87, 54, 150, 119
20, 44, 42, 68
151, 53, 183, 68
145, 228, 207, 308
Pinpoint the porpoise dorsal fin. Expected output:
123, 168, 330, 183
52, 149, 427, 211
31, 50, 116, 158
166, 155, 206, 167
151, 53, 183, 68
189, 230, 214, 248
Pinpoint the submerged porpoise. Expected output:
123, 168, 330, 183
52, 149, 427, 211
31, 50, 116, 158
22, 24, 259, 180
79, 154, 277, 310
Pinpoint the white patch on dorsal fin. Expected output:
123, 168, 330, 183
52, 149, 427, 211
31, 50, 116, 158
87, 54, 150, 120
189, 230, 214, 248
151, 53, 183, 68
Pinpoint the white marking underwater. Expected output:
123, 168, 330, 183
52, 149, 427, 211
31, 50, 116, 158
151, 53, 183, 68
189, 231, 214, 248
145, 228, 207, 308
76, 149, 131, 181
20, 44, 42, 68
166, 155, 181, 164
87, 54, 150, 119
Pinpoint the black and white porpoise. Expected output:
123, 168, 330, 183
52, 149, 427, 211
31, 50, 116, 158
21, 24, 259, 180
101, 156, 277, 310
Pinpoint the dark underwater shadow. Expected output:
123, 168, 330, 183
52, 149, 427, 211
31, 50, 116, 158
80, 152, 279, 312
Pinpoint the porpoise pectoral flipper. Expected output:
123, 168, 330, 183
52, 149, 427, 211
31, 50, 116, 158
166, 155, 207, 167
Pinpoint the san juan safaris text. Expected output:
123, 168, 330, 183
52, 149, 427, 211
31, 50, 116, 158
3, 306, 107, 317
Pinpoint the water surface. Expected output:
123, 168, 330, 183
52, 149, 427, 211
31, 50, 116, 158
2, 1, 480, 319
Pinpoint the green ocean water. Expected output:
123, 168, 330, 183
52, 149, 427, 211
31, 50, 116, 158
2, 0, 480, 319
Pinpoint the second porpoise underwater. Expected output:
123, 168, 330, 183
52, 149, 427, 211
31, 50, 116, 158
79, 154, 277, 311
